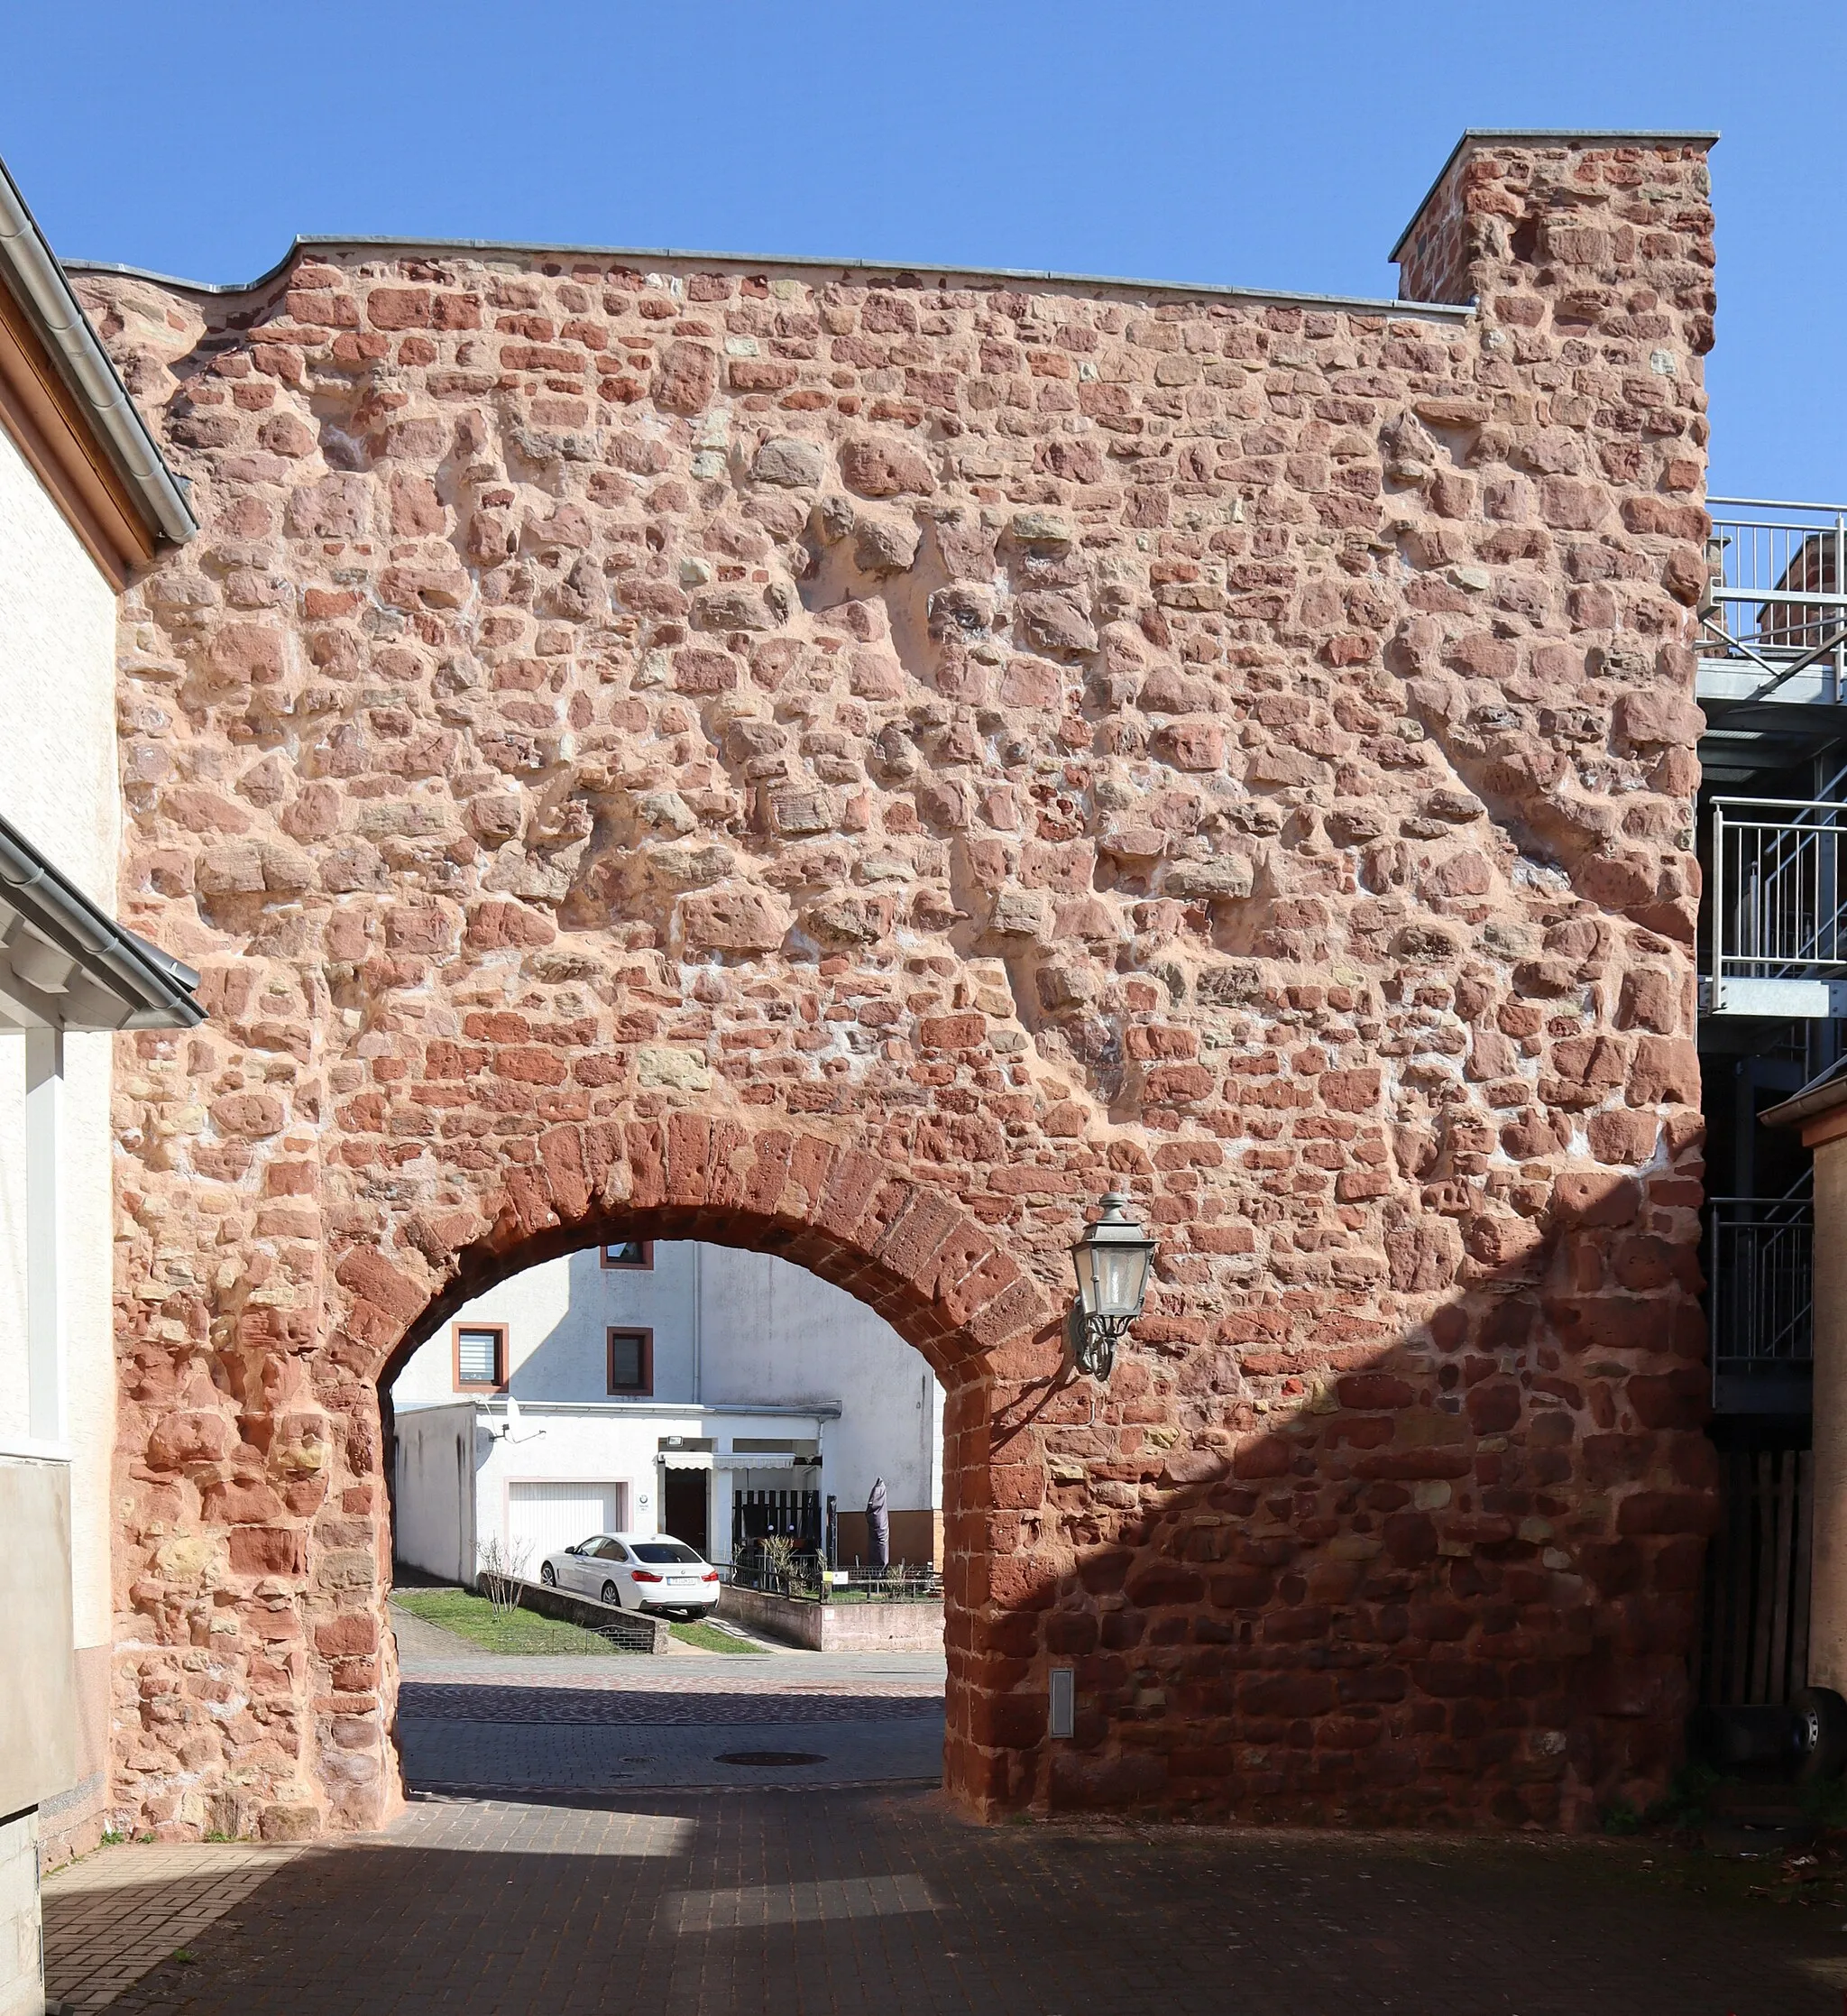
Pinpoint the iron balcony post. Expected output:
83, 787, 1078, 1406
1712, 799, 1726, 1011
1708, 1202, 1724, 1410
1837, 511, 1846, 705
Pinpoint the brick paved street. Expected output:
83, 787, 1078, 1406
393, 1620, 949, 1795
397, 1679, 945, 1795
41, 1615, 1847, 2013
46, 1788, 1847, 2016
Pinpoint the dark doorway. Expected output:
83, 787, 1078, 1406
663, 1468, 709, 1557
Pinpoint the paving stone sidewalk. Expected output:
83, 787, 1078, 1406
391, 1625, 948, 1698
47, 1621, 1838, 2013
44, 1787, 1847, 2016
41, 1843, 302, 2014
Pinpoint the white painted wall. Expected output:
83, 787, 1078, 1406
0, 416, 124, 1660
393, 1396, 835, 1578
390, 1241, 944, 1572
391, 1404, 475, 1587
696, 1246, 940, 1519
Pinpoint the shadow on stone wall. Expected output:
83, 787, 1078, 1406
980, 1153, 1715, 1830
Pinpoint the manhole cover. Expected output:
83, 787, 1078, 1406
713, 1750, 827, 1767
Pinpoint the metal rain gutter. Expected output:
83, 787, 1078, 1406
0, 810, 203, 1029
0, 153, 198, 549
1762, 1065, 1847, 1134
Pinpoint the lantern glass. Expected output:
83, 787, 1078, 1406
1070, 1192, 1155, 1324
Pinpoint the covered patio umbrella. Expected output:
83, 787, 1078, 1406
866, 1476, 889, 1568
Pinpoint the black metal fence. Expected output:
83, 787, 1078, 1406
725, 1545, 942, 1606
731, 1487, 822, 1554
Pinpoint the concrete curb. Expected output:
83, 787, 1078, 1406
513, 1579, 671, 1653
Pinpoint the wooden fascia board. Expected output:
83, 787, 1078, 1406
0, 273, 152, 585
1801, 1105, 1847, 1152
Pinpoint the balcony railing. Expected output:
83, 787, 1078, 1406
1705, 1193, 1814, 1413
1699, 499, 1847, 705
1705, 796, 1847, 1016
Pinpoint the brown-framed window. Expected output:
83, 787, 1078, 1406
454, 1322, 507, 1392
600, 1238, 654, 1270
607, 1327, 654, 1396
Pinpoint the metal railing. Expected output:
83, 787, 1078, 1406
725, 1549, 942, 1604
724, 1548, 825, 1597
1705, 1193, 1815, 1398
1706, 796, 1847, 1001
1701, 499, 1847, 703
731, 1487, 823, 1558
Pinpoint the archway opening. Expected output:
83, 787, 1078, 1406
378, 1226, 952, 1799
353, 1179, 1017, 1821
386, 1233, 946, 1587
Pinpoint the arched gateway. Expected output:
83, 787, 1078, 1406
332, 1119, 1033, 1834
94, 133, 1718, 1838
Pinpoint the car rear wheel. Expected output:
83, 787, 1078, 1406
601, 1579, 620, 1607
1794, 1686, 1847, 1781
540, 1561, 556, 1587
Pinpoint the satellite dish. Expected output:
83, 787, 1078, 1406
499, 1391, 544, 1444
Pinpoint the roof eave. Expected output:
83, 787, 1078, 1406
0, 152, 198, 553
0, 811, 204, 1032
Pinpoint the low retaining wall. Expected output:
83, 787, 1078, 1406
719, 1584, 944, 1652
511, 1579, 670, 1652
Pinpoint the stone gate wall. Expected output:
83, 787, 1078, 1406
83, 131, 1718, 1839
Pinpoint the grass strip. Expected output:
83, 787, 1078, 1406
392, 1588, 628, 1656
670, 1620, 767, 1654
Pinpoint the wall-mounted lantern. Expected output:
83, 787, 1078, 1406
1066, 1191, 1157, 1380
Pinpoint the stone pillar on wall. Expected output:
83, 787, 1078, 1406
1394, 127, 1720, 334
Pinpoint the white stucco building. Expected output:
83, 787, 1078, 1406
389, 1239, 945, 1582
0, 155, 198, 2016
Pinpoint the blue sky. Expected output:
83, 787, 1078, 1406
3, 1, 1842, 502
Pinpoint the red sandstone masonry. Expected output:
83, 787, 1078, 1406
92, 132, 1716, 1840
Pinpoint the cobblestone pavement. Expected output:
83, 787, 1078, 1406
46, 1788, 1847, 2016
48, 1622, 1841, 2012
401, 1680, 942, 1723
395, 1636, 949, 1795
399, 1706, 945, 1795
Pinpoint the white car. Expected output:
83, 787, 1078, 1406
538, 1532, 721, 1619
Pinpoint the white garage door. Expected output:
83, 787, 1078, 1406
508, 1481, 626, 1568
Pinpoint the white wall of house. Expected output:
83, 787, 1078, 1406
0, 410, 127, 1912
391, 1403, 475, 1588
0, 410, 121, 1546
390, 1242, 944, 1572
393, 1395, 837, 1579
695, 1245, 940, 1527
